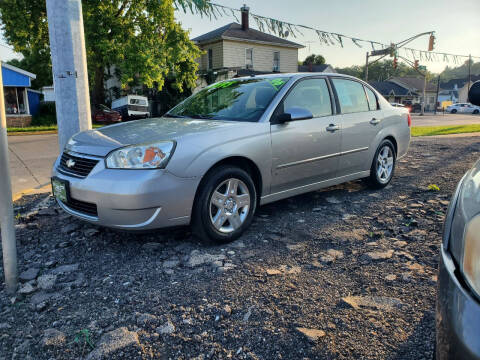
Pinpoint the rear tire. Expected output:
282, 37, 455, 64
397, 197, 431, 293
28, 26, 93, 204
451, 109, 457, 114
192, 166, 257, 243
366, 139, 396, 189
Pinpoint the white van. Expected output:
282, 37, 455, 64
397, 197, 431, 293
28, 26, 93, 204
112, 95, 150, 120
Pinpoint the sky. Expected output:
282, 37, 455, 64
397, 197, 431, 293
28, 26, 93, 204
1, 0, 479, 73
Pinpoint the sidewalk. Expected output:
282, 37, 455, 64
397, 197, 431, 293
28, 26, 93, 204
8, 133, 58, 199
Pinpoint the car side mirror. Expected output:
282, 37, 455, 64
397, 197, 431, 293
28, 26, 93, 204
274, 107, 313, 124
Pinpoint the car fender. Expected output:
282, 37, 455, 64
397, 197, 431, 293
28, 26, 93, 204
166, 124, 273, 196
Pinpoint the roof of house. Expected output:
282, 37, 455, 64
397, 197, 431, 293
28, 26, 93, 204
369, 81, 414, 96
389, 76, 436, 92
440, 75, 480, 90
192, 22, 304, 48
1, 62, 36, 79
1, 62, 36, 88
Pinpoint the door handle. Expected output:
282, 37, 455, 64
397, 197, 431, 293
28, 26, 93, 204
370, 118, 381, 125
326, 124, 340, 132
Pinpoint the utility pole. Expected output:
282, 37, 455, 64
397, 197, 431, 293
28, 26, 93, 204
421, 74, 427, 115
0, 62, 18, 294
434, 75, 440, 115
46, 0, 91, 151
365, 52, 369, 81
467, 54, 472, 101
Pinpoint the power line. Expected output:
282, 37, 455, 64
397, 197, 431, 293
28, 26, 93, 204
205, 2, 479, 63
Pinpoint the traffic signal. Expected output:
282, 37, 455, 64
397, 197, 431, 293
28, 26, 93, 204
393, 57, 398, 69
428, 34, 435, 51
414, 60, 419, 69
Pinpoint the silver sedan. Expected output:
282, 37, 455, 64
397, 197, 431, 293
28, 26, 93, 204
51, 73, 411, 243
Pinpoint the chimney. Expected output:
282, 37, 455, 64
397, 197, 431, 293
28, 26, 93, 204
241, 5, 249, 31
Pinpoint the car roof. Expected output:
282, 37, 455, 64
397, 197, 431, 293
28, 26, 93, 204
231, 72, 358, 81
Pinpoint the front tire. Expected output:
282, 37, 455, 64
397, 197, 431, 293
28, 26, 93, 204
192, 166, 257, 243
366, 139, 396, 189
473, 109, 479, 114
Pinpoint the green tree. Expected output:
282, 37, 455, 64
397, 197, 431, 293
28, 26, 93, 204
336, 59, 435, 82
0, 0, 203, 104
440, 60, 480, 81
302, 54, 326, 66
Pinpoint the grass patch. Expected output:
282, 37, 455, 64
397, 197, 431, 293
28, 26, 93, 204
412, 124, 480, 137
7, 125, 58, 133
7, 124, 104, 133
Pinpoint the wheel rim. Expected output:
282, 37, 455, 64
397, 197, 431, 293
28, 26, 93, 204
209, 178, 250, 234
376, 146, 394, 184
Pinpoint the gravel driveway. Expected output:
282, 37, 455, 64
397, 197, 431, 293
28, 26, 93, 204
1, 136, 479, 360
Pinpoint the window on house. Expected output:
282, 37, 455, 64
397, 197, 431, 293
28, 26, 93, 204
208, 49, 213, 70
4, 87, 27, 115
273, 51, 280, 72
246, 48, 253, 69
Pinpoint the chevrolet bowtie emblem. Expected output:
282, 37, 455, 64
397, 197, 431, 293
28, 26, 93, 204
66, 159, 76, 168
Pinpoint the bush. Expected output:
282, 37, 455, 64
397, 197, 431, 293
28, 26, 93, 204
32, 102, 57, 126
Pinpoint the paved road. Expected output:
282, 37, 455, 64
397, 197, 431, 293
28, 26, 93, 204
412, 112, 480, 126
7, 134, 58, 197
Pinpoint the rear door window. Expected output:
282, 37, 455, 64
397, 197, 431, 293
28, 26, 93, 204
331, 78, 369, 114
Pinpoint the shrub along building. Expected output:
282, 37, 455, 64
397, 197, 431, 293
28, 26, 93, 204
1, 62, 41, 127
192, 5, 304, 89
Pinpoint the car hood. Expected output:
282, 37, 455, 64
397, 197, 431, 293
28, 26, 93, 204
65, 117, 251, 157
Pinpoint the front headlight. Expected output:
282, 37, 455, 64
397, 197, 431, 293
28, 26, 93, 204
105, 141, 175, 169
449, 160, 480, 297
464, 215, 480, 296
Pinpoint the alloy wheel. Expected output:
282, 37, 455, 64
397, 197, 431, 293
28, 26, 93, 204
376, 146, 394, 184
209, 178, 250, 233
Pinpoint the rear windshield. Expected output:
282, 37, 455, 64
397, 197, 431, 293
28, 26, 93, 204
167, 77, 290, 122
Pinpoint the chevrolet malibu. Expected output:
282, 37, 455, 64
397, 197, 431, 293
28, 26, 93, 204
52, 73, 411, 243
437, 160, 480, 359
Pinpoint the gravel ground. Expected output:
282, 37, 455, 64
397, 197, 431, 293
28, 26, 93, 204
1, 136, 479, 360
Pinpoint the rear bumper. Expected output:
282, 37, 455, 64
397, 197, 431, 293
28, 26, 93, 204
436, 246, 480, 360
52, 155, 200, 230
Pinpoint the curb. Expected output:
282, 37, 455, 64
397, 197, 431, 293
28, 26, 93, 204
13, 183, 51, 202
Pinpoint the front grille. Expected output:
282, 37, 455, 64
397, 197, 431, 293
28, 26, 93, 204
64, 198, 98, 217
58, 152, 99, 178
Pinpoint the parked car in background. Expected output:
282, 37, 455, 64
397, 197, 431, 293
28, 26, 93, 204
390, 103, 406, 108
112, 95, 150, 120
446, 103, 480, 114
51, 73, 410, 243
437, 160, 480, 359
92, 104, 122, 123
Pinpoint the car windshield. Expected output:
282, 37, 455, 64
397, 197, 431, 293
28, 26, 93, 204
167, 77, 290, 122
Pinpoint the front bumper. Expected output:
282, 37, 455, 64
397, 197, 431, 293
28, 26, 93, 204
52, 153, 201, 230
436, 246, 480, 360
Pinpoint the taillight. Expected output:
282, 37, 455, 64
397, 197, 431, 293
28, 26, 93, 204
407, 113, 411, 127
